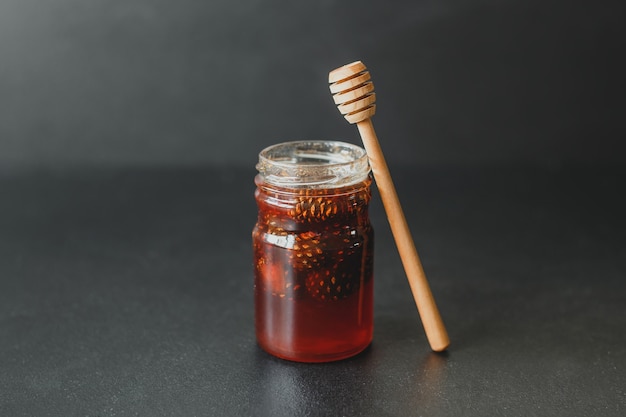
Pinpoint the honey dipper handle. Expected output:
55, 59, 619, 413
357, 119, 450, 352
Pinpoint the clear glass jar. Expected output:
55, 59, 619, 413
252, 140, 374, 362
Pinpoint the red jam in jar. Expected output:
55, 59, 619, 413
253, 141, 374, 362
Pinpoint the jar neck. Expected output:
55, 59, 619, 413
255, 141, 371, 190
255, 175, 372, 199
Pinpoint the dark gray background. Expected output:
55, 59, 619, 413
2, 1, 625, 416
1, 0, 624, 169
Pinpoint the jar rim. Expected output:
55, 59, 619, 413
256, 140, 370, 188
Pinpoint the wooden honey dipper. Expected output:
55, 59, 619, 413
329, 61, 450, 352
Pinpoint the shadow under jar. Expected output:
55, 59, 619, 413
253, 141, 374, 362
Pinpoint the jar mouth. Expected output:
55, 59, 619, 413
256, 141, 370, 188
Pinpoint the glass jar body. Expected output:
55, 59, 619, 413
252, 141, 374, 362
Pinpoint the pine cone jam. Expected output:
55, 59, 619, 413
253, 141, 374, 362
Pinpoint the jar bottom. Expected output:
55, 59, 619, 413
257, 333, 373, 363
254, 278, 374, 363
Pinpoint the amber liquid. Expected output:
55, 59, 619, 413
253, 179, 374, 362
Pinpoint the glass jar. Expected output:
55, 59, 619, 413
252, 140, 374, 362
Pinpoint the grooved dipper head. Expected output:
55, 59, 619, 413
328, 61, 376, 124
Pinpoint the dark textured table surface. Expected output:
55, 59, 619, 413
1, 164, 625, 416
